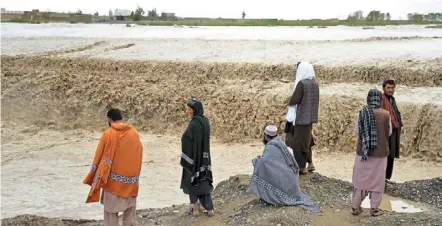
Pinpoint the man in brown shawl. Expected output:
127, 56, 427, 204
284, 62, 320, 174
352, 89, 392, 217
381, 80, 402, 183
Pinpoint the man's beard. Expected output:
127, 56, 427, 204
262, 137, 268, 145
383, 91, 393, 98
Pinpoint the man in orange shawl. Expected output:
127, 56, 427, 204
381, 80, 402, 183
83, 108, 143, 226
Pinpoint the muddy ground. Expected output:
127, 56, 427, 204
2, 122, 441, 219
2, 174, 442, 226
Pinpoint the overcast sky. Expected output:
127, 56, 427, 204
2, 0, 442, 19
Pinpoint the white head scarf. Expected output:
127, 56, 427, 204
294, 62, 315, 89
286, 62, 315, 124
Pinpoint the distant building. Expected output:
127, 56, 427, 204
161, 12, 176, 20
114, 9, 131, 21
1, 8, 92, 23
93, 15, 109, 23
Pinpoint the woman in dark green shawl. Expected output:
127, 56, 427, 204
180, 98, 215, 217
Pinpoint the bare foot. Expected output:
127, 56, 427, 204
300, 168, 308, 175
192, 203, 200, 216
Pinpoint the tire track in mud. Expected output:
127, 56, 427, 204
103, 43, 136, 52
36, 41, 107, 57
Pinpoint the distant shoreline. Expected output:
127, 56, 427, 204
2, 19, 442, 27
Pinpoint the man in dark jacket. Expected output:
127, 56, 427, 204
381, 80, 403, 182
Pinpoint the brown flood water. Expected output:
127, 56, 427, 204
1, 123, 441, 219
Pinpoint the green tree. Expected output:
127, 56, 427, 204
109, 9, 114, 21
407, 13, 413, 21
354, 11, 364, 20
42, 12, 51, 20
386, 12, 391, 21
94, 12, 99, 16
347, 11, 364, 21
147, 8, 158, 18
242, 11, 246, 19
133, 6, 145, 21
411, 13, 424, 22
380, 13, 386, 21
366, 10, 382, 21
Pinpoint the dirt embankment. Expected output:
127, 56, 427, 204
1, 56, 441, 161
2, 174, 442, 226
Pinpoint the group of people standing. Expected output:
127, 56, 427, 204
82, 62, 402, 225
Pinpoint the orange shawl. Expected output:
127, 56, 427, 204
83, 123, 142, 203
83, 126, 118, 203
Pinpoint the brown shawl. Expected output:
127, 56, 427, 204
381, 94, 401, 128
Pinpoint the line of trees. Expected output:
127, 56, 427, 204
130, 7, 146, 21
407, 13, 441, 22
347, 10, 391, 21
107, 7, 162, 21
127, 6, 170, 21
348, 11, 441, 22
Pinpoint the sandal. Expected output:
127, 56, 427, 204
370, 208, 383, 217
385, 179, 396, 184
307, 164, 316, 172
207, 210, 215, 217
351, 207, 363, 216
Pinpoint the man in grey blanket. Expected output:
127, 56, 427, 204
247, 125, 320, 212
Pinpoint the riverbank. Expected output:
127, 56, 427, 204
2, 121, 441, 219
2, 19, 442, 27
138, 19, 442, 27
2, 174, 441, 225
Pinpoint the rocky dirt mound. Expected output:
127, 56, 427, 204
1, 56, 441, 161
2, 174, 442, 226
387, 177, 442, 209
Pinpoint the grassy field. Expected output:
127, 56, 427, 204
138, 19, 442, 27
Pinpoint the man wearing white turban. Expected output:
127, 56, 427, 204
247, 125, 320, 212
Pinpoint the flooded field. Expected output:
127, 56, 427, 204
2, 23, 442, 66
2, 23, 442, 40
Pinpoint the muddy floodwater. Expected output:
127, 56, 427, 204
2, 23, 442, 65
2, 23, 442, 40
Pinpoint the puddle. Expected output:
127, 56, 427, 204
351, 193, 424, 213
